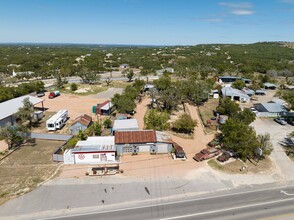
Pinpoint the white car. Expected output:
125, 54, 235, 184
250, 107, 258, 114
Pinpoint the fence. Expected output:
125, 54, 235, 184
28, 132, 72, 141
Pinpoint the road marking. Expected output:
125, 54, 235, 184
39, 184, 294, 220
280, 190, 294, 196
160, 197, 294, 220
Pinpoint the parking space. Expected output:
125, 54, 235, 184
251, 118, 294, 180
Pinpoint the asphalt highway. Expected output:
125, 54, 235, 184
43, 184, 294, 220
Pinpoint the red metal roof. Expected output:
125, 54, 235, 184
115, 130, 156, 144
72, 114, 92, 127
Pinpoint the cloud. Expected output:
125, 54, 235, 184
231, 9, 255, 15
201, 18, 224, 22
219, 2, 255, 15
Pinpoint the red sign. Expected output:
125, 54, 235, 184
78, 154, 85, 160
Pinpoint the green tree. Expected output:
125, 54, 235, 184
112, 93, 136, 113
144, 109, 169, 130
216, 97, 241, 117
77, 130, 87, 140
257, 133, 273, 157
172, 113, 197, 133
105, 77, 112, 86
103, 118, 112, 128
154, 75, 172, 91
232, 79, 246, 90
70, 83, 78, 92
221, 118, 260, 161
87, 121, 102, 136
126, 70, 135, 82
78, 67, 101, 84
234, 108, 256, 125
0, 124, 29, 150
16, 97, 35, 128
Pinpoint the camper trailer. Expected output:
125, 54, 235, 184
46, 110, 68, 131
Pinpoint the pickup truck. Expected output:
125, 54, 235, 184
193, 148, 221, 162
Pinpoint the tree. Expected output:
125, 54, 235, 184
0, 124, 29, 150
126, 70, 135, 82
112, 93, 136, 113
16, 97, 35, 128
77, 129, 87, 140
103, 118, 112, 128
234, 108, 256, 125
216, 97, 241, 117
257, 133, 273, 157
78, 67, 101, 84
70, 83, 78, 92
144, 109, 169, 130
221, 118, 260, 161
154, 75, 172, 91
232, 79, 246, 90
86, 121, 102, 136
172, 113, 197, 133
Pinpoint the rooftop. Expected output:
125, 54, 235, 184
113, 119, 139, 131
221, 87, 250, 100
0, 95, 44, 121
115, 130, 157, 144
71, 114, 92, 127
73, 136, 115, 152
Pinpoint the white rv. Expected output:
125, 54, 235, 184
46, 110, 68, 131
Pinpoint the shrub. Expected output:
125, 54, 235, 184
172, 113, 197, 133
70, 83, 78, 92
103, 118, 112, 128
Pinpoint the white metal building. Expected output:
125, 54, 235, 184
112, 119, 139, 133
64, 136, 117, 165
0, 95, 44, 127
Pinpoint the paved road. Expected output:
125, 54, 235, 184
40, 184, 294, 220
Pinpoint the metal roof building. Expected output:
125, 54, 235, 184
221, 87, 250, 102
112, 119, 139, 133
0, 95, 44, 127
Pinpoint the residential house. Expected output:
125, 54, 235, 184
69, 114, 92, 135
119, 64, 129, 69
254, 99, 288, 117
264, 82, 277, 90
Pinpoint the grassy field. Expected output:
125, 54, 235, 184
208, 157, 274, 174
198, 98, 219, 133
0, 139, 64, 205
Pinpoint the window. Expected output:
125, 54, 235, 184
93, 154, 99, 159
48, 124, 54, 128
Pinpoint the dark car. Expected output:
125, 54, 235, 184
274, 118, 287, 125
37, 92, 45, 97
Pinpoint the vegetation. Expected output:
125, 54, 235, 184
103, 118, 112, 128
16, 97, 35, 128
0, 124, 29, 150
277, 90, 294, 110
257, 133, 274, 158
0, 81, 44, 103
221, 118, 260, 161
144, 109, 169, 130
112, 79, 144, 113
70, 83, 78, 92
232, 80, 245, 90
216, 97, 240, 117
172, 113, 197, 134
87, 121, 102, 136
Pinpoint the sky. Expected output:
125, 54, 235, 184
0, 0, 294, 45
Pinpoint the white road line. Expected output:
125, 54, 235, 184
160, 197, 294, 220
39, 184, 294, 220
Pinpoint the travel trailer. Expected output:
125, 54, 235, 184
46, 110, 68, 131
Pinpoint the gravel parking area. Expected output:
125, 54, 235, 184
251, 118, 294, 180
90, 88, 124, 99
35, 92, 106, 120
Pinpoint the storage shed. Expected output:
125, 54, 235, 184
96, 100, 114, 116
69, 114, 92, 135
112, 119, 139, 134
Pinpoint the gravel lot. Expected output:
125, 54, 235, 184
251, 118, 294, 180
90, 88, 124, 99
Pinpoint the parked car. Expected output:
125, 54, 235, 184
37, 91, 45, 97
217, 152, 231, 162
274, 118, 287, 125
250, 107, 258, 114
193, 148, 221, 162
